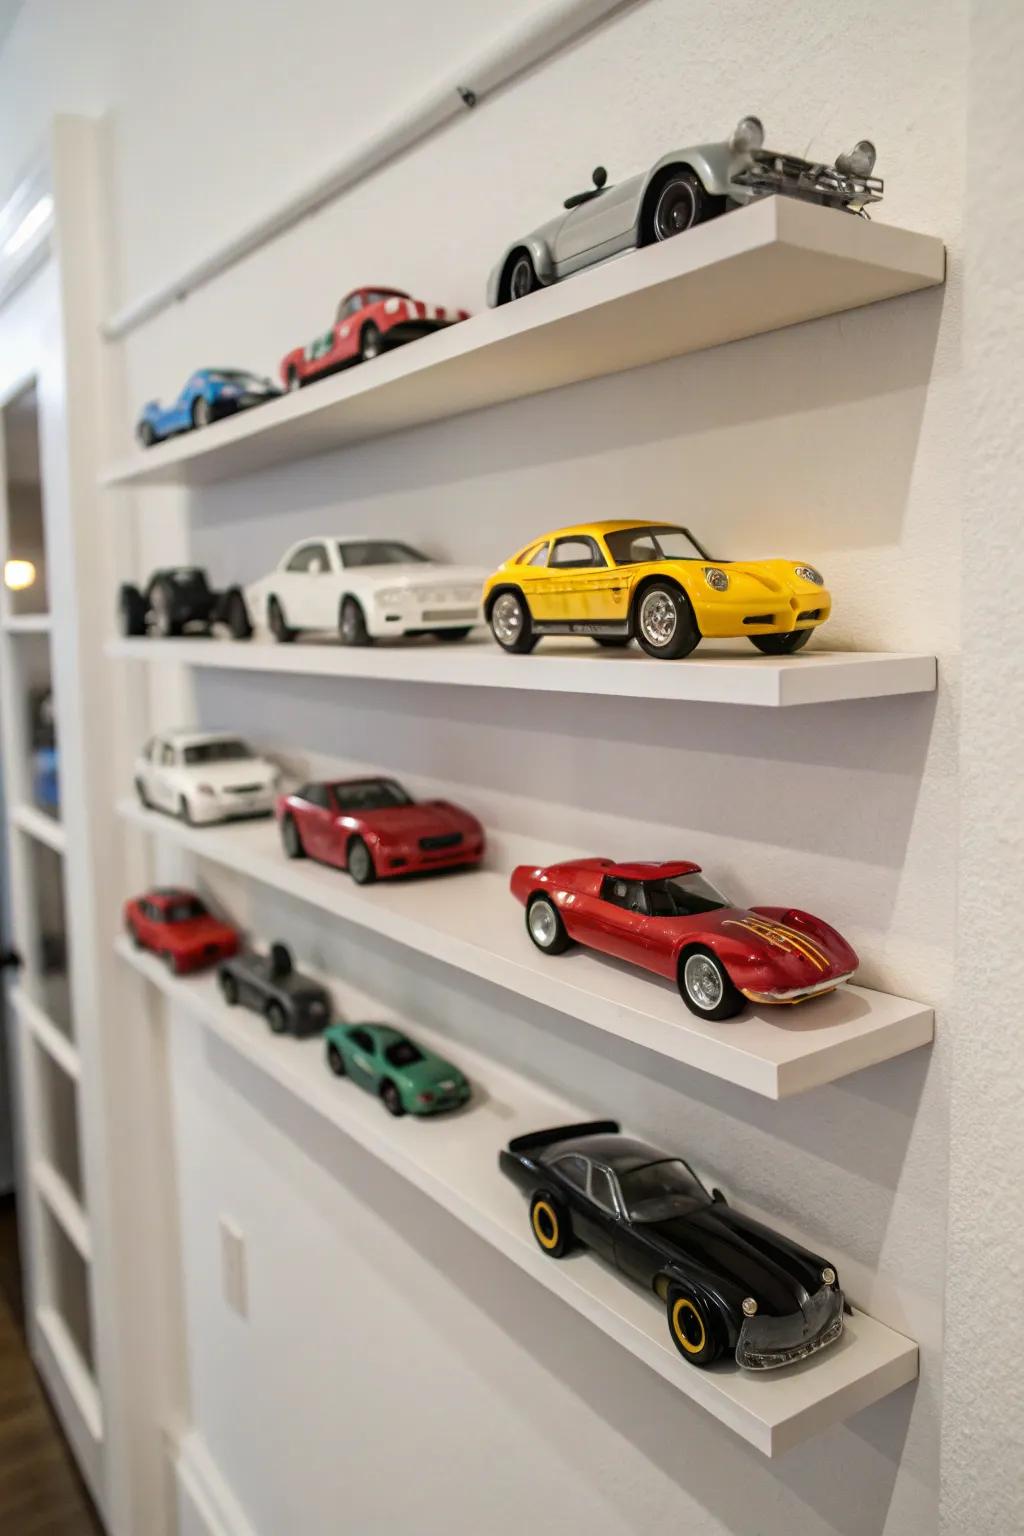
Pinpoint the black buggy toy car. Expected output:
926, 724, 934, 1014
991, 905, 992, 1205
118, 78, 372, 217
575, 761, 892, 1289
500, 1120, 846, 1371
218, 942, 332, 1036
119, 566, 251, 640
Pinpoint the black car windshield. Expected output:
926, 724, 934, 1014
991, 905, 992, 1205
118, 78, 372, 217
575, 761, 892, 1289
619, 1160, 711, 1222
644, 872, 732, 918
605, 526, 712, 566
385, 1040, 424, 1068
183, 739, 253, 765
167, 899, 205, 922
330, 779, 412, 812
337, 541, 428, 569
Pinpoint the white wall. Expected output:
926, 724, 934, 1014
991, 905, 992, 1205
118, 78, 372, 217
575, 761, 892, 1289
2, 2, 1015, 1534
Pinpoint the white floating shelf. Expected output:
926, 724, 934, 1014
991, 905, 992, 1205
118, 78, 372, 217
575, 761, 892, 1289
2, 612, 52, 634
119, 799, 933, 1098
33, 1159, 92, 1261
102, 198, 945, 489
10, 801, 66, 853
117, 936, 917, 1456
107, 635, 937, 708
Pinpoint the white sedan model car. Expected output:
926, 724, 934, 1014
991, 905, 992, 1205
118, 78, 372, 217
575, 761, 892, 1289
243, 537, 486, 645
135, 730, 280, 825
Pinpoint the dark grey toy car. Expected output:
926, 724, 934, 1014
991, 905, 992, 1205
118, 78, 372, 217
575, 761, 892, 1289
218, 942, 332, 1036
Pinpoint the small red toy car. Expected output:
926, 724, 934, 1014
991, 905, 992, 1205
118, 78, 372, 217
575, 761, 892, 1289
124, 888, 238, 974
277, 776, 484, 883
510, 858, 858, 1020
279, 287, 469, 390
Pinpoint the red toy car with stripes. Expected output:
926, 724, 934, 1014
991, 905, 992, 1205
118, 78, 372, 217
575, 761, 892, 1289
510, 858, 858, 1020
124, 888, 239, 974
279, 286, 469, 389
277, 776, 484, 884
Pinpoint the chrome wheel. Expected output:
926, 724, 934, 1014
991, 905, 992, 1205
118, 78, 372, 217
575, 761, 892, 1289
287, 369, 300, 392
194, 396, 211, 427
510, 255, 535, 300
361, 324, 381, 360
492, 592, 525, 646
639, 588, 678, 648
654, 178, 697, 240
528, 899, 558, 949
684, 952, 724, 1011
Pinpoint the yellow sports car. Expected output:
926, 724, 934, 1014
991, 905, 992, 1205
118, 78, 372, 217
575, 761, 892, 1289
482, 521, 831, 661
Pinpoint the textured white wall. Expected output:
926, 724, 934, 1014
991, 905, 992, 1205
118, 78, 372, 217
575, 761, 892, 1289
0, 1, 1009, 1533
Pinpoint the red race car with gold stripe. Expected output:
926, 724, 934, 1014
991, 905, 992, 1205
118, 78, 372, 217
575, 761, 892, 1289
510, 858, 857, 1020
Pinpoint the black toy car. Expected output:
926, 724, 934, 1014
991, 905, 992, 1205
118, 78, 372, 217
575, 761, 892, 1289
218, 942, 332, 1036
119, 566, 251, 640
500, 1121, 845, 1371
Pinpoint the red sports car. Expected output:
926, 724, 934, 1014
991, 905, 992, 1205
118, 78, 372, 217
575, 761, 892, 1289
510, 858, 858, 1020
277, 777, 485, 883
124, 887, 238, 975
279, 286, 469, 389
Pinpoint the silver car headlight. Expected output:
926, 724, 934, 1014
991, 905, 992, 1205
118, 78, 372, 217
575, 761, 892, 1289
822, 1266, 836, 1286
836, 140, 876, 178
376, 588, 408, 606
794, 565, 824, 586
704, 567, 729, 592
741, 1297, 758, 1317
731, 115, 765, 154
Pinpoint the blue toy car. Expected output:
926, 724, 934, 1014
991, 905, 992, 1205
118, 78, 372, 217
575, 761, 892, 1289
136, 368, 280, 447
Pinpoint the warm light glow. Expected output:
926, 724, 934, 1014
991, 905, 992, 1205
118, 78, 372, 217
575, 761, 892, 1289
3, 195, 53, 257
4, 559, 36, 591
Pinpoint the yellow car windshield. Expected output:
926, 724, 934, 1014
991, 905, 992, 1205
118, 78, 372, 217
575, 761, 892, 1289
604, 526, 712, 566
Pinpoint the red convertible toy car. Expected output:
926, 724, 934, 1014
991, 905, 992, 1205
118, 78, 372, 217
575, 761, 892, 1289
279, 287, 469, 389
277, 776, 485, 883
124, 887, 238, 974
510, 858, 857, 1020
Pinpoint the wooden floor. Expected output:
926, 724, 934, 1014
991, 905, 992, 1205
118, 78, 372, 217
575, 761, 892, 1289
0, 1198, 104, 1534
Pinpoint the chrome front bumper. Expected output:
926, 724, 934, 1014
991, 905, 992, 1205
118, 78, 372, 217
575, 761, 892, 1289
742, 970, 854, 1005
735, 1284, 844, 1371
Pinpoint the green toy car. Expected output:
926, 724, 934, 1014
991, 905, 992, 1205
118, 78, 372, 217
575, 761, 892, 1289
323, 1022, 470, 1117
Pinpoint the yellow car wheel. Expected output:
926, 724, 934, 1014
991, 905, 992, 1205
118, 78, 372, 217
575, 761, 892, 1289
489, 588, 538, 654
633, 581, 700, 661
666, 1284, 720, 1367
530, 1192, 572, 1258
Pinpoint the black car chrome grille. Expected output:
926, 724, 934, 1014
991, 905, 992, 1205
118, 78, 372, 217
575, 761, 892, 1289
419, 832, 463, 851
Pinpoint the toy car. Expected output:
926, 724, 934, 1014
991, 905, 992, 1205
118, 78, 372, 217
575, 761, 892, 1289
488, 115, 881, 305
124, 888, 238, 974
119, 567, 252, 640
134, 730, 280, 825
218, 941, 331, 1036
278, 776, 485, 882
483, 521, 830, 659
324, 1022, 470, 1117
136, 369, 280, 446
241, 536, 485, 645
511, 858, 857, 1019
279, 288, 469, 389
500, 1120, 844, 1371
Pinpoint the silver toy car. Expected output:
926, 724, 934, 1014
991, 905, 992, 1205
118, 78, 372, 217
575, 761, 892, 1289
487, 116, 882, 306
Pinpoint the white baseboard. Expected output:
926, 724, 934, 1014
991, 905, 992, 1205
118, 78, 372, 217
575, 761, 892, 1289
174, 1430, 258, 1536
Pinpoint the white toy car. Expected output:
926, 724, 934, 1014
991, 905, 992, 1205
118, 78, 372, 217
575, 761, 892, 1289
242, 537, 486, 645
134, 730, 279, 825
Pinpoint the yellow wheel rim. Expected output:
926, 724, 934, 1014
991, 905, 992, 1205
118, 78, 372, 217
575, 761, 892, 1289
532, 1200, 560, 1251
671, 1296, 707, 1356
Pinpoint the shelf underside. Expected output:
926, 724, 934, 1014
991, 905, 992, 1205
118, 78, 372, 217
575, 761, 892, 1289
119, 800, 932, 1099
103, 197, 945, 489
118, 938, 917, 1456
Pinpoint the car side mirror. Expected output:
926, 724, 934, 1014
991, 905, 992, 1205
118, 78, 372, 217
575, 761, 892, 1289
711, 1186, 727, 1204
592, 166, 608, 190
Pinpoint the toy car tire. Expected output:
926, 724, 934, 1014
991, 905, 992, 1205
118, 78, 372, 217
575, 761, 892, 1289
267, 596, 297, 644
285, 366, 301, 392
280, 815, 305, 859
431, 627, 473, 643
339, 597, 371, 647
678, 945, 744, 1021
266, 1001, 287, 1036
326, 1043, 346, 1077
137, 421, 157, 448
192, 396, 212, 429
643, 168, 714, 245
220, 972, 239, 1006
381, 1080, 405, 1117
163, 949, 181, 975
665, 1283, 722, 1368
134, 776, 150, 809
149, 577, 183, 638
360, 322, 382, 362
178, 795, 194, 826
525, 895, 572, 955
127, 921, 142, 949
119, 584, 148, 637
224, 589, 253, 641
489, 589, 537, 654
749, 629, 813, 656
505, 250, 539, 304
529, 1192, 573, 1258
633, 580, 700, 660
347, 836, 377, 886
